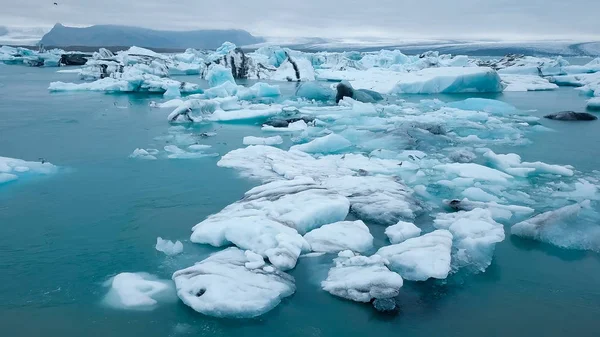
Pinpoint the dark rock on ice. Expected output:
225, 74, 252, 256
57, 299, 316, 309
60, 53, 91, 66
544, 111, 597, 121
336, 81, 383, 104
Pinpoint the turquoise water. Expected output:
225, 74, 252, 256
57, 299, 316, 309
1, 65, 600, 337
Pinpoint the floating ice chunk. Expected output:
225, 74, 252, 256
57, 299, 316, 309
587, 97, 600, 110
304, 220, 374, 253
262, 120, 308, 132
167, 97, 241, 122
0, 156, 58, 185
553, 179, 599, 201
237, 82, 281, 100
321, 251, 403, 309
511, 200, 600, 251
377, 230, 453, 281
129, 148, 157, 160
322, 176, 421, 224
103, 272, 174, 310
209, 106, 282, 122
244, 250, 266, 269
385, 221, 422, 244
155, 237, 183, 256
390, 67, 504, 94
172, 248, 295, 318
188, 144, 212, 151
484, 150, 573, 177
446, 98, 517, 114
190, 177, 348, 269
164, 84, 181, 99
462, 187, 500, 202
434, 208, 505, 272
434, 163, 512, 183
290, 134, 351, 154
295, 82, 334, 101
243, 136, 283, 146
501, 74, 559, 92
206, 64, 235, 87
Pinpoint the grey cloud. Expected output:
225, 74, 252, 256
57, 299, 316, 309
1, 0, 599, 39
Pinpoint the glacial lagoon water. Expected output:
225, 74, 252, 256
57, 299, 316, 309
1, 64, 600, 337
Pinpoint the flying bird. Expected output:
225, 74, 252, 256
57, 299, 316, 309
54, 2, 58, 5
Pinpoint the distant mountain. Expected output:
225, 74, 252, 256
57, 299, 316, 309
40, 23, 264, 49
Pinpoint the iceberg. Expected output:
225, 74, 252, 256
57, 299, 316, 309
243, 135, 283, 145
0, 156, 58, 185
511, 200, 600, 251
434, 163, 513, 183
155, 237, 183, 256
587, 97, 600, 110
103, 272, 175, 310
434, 208, 505, 272
295, 82, 334, 101
390, 67, 504, 94
321, 251, 403, 311
290, 134, 352, 154
172, 248, 295, 318
190, 177, 348, 270
501, 74, 559, 92
376, 230, 453, 281
385, 221, 422, 244
484, 150, 574, 177
206, 64, 236, 87
304, 220, 374, 253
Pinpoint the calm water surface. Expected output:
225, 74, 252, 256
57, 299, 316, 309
1, 65, 599, 337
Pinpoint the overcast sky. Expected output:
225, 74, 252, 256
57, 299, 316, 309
1, 0, 599, 40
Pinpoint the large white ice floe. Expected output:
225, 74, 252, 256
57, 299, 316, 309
155, 237, 184, 256
484, 150, 574, 177
433, 208, 505, 272
376, 230, 453, 281
321, 250, 403, 311
434, 163, 513, 183
385, 221, 422, 244
218, 146, 421, 224
290, 134, 352, 154
511, 200, 600, 252
389, 67, 504, 94
172, 248, 295, 318
190, 177, 348, 270
103, 272, 175, 310
49, 67, 202, 94
304, 220, 374, 253
500, 74, 559, 92
0, 156, 58, 185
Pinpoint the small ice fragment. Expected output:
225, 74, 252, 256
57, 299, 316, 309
243, 136, 283, 146
385, 221, 422, 244
155, 237, 183, 256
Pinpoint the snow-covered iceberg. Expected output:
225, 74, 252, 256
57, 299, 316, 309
321, 250, 403, 311
511, 201, 600, 252
172, 248, 295, 318
385, 221, 422, 244
103, 272, 175, 310
390, 67, 504, 94
376, 230, 453, 281
155, 237, 183, 256
303, 220, 374, 253
434, 208, 505, 272
190, 177, 348, 270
